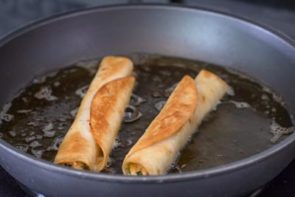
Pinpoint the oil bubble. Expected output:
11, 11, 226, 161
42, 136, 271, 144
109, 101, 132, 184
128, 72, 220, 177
126, 138, 133, 146
31, 149, 44, 159
228, 101, 251, 109
227, 87, 235, 96
270, 119, 294, 143
17, 109, 32, 114
164, 83, 177, 97
70, 108, 78, 118
131, 94, 146, 106
29, 140, 42, 148
113, 138, 121, 150
15, 144, 29, 152
8, 130, 16, 137
43, 130, 56, 138
47, 136, 63, 151
159, 70, 172, 76
75, 85, 88, 98
0, 103, 13, 124
27, 121, 38, 127
124, 105, 142, 123
34, 86, 58, 101
154, 100, 166, 111
53, 81, 61, 87
152, 91, 162, 98
43, 123, 53, 132
25, 136, 36, 143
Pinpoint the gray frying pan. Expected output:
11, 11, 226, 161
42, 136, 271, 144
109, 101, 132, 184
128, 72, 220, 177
0, 4, 295, 197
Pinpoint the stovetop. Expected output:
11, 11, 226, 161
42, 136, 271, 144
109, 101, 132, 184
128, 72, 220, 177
0, 0, 295, 196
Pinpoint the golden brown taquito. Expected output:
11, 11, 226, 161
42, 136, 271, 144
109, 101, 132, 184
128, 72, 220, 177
55, 56, 135, 171
122, 70, 229, 175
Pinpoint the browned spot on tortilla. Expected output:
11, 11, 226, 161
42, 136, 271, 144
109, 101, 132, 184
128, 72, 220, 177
90, 76, 135, 162
129, 75, 198, 154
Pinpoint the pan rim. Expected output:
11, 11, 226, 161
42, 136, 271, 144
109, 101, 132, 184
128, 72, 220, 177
0, 4, 295, 183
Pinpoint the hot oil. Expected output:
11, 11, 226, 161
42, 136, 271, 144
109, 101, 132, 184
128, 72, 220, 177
0, 55, 293, 174
0, 66, 93, 160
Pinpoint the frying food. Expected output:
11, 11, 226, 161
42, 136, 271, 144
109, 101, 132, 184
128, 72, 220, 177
54, 56, 135, 171
122, 70, 229, 175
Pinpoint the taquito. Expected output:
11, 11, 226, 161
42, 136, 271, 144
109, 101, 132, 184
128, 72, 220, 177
55, 56, 135, 171
122, 70, 229, 175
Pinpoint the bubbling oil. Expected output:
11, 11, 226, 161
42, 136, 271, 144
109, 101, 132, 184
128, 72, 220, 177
0, 55, 293, 174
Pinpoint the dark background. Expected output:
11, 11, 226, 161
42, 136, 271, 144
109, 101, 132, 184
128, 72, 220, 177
0, 0, 295, 196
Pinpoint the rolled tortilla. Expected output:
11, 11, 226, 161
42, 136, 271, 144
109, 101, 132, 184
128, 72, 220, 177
122, 70, 230, 175
55, 56, 135, 171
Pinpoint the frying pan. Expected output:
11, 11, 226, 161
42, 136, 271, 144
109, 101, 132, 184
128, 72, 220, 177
0, 4, 295, 197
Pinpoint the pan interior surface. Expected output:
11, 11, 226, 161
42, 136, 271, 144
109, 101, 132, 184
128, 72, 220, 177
0, 5, 295, 197
0, 54, 293, 175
